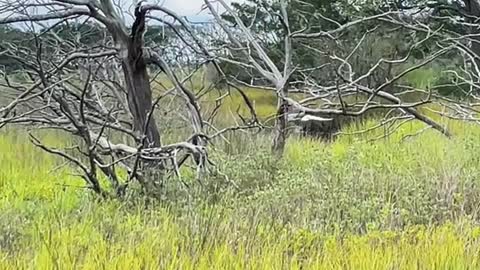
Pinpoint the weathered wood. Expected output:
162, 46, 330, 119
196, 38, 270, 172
120, 4, 161, 147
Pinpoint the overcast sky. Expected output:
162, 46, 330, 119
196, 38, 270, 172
162, 0, 244, 17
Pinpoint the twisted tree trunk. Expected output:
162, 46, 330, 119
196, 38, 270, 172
119, 5, 161, 147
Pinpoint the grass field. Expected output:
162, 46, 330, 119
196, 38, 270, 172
1, 66, 479, 269
2, 110, 480, 269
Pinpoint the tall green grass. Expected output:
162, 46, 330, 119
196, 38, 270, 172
2, 116, 480, 268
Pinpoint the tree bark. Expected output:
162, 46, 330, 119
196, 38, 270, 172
121, 59, 161, 147
272, 87, 289, 155
120, 5, 161, 147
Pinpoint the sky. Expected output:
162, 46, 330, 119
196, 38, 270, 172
162, 0, 244, 18
1, 0, 247, 27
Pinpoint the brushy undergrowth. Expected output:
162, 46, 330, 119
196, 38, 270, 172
2, 116, 480, 269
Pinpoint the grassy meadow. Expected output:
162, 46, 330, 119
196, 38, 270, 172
2, 67, 480, 269
2, 112, 480, 269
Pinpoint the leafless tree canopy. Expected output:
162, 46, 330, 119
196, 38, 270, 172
0, 0, 479, 197
0, 0, 251, 196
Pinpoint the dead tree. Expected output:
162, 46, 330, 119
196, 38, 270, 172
204, 0, 480, 154
0, 0, 258, 196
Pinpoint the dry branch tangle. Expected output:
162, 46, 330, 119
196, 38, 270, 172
0, 0, 242, 195
0, 0, 479, 195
